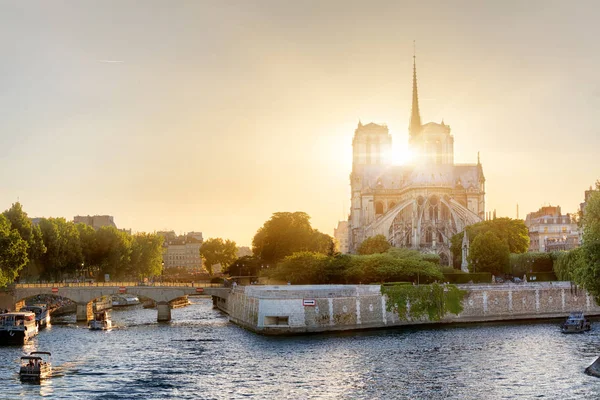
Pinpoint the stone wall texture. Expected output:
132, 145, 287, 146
213, 282, 600, 335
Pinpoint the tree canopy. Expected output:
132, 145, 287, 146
264, 248, 444, 285
0, 214, 29, 287
570, 182, 600, 299
468, 231, 510, 276
451, 218, 529, 268
201, 238, 238, 275
357, 234, 391, 255
252, 212, 334, 265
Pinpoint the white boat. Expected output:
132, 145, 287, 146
561, 311, 591, 334
20, 304, 50, 329
0, 312, 38, 345
89, 310, 112, 331
19, 352, 51, 381
111, 294, 140, 307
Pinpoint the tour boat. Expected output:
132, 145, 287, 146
89, 310, 112, 331
111, 294, 140, 307
561, 311, 591, 333
0, 312, 39, 345
19, 352, 51, 381
20, 304, 50, 329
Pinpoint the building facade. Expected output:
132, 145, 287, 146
525, 206, 579, 252
334, 221, 349, 254
347, 55, 485, 265
159, 232, 204, 271
74, 215, 117, 230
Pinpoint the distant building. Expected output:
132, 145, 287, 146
525, 206, 579, 252
30, 217, 43, 226
334, 221, 349, 254
161, 231, 204, 271
74, 215, 117, 230
237, 246, 252, 258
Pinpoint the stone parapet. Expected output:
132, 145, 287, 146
210, 283, 600, 335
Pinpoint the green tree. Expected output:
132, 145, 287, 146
468, 231, 510, 276
38, 218, 83, 281
357, 234, 391, 255
94, 226, 132, 281
451, 218, 529, 268
266, 252, 329, 284
201, 238, 237, 275
252, 212, 334, 264
573, 183, 600, 299
129, 233, 164, 280
3, 202, 47, 281
0, 214, 29, 286
553, 248, 585, 281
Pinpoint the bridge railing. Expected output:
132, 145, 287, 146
14, 282, 223, 289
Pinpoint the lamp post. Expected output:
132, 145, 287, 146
161, 261, 165, 283
81, 262, 85, 283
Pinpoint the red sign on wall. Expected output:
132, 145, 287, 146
51, 287, 59, 293
303, 299, 316, 307
119, 287, 127, 293
195, 287, 204, 293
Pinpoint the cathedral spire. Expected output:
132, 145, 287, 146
409, 40, 422, 137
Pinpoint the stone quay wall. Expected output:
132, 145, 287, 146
213, 282, 600, 335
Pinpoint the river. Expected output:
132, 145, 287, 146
1, 297, 600, 399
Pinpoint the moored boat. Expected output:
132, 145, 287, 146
561, 311, 591, 333
89, 310, 112, 331
0, 312, 38, 345
20, 304, 50, 329
19, 352, 51, 381
111, 294, 140, 307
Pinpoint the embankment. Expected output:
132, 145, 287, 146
206, 282, 599, 335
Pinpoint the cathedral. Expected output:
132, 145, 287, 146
348, 55, 485, 265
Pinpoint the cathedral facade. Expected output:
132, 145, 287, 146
348, 56, 485, 265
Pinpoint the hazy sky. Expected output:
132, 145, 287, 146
1, 1, 599, 246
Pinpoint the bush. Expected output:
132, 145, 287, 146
509, 252, 554, 276
553, 249, 584, 281
526, 271, 557, 282
443, 272, 492, 284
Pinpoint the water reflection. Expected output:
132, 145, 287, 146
2, 298, 600, 399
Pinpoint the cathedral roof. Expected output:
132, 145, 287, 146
421, 122, 451, 134
359, 163, 482, 191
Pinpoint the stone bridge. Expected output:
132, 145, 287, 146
0, 282, 221, 322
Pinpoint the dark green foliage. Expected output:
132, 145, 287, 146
443, 272, 492, 284
468, 231, 510, 276
201, 238, 238, 275
525, 272, 557, 282
129, 233, 164, 279
381, 283, 467, 321
451, 218, 529, 268
345, 253, 443, 284
0, 214, 29, 287
264, 247, 444, 285
266, 251, 330, 284
357, 235, 391, 255
252, 212, 334, 265
509, 252, 555, 276
225, 255, 262, 276
553, 248, 585, 281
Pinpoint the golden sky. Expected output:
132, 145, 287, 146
1, 1, 598, 245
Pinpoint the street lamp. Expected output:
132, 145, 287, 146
161, 261, 165, 283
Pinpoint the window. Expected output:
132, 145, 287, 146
375, 202, 384, 215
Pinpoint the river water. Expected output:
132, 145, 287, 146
1, 297, 600, 399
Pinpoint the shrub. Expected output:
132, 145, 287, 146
443, 272, 492, 284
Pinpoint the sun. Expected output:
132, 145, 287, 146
391, 145, 414, 165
